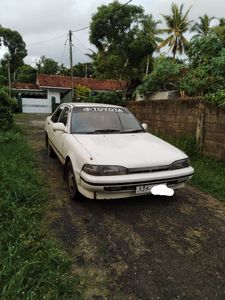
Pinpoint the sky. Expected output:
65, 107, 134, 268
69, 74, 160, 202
0, 0, 224, 67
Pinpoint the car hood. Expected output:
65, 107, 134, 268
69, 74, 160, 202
73, 133, 187, 167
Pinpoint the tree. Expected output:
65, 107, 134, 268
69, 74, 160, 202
75, 84, 91, 100
191, 14, 215, 38
36, 56, 59, 74
0, 26, 27, 77
89, 1, 158, 81
60, 62, 94, 78
181, 35, 225, 96
15, 65, 36, 83
186, 34, 223, 67
0, 87, 17, 131
159, 3, 192, 58
135, 55, 184, 95
212, 18, 225, 46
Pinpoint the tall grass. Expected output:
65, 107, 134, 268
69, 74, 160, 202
154, 132, 225, 202
0, 130, 81, 299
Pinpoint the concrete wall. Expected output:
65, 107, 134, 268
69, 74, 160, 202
127, 99, 225, 161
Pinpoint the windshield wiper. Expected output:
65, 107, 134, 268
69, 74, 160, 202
87, 129, 121, 134
121, 129, 144, 134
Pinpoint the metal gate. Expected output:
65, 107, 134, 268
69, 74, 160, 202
22, 98, 52, 113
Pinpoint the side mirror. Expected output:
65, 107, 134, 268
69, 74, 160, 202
142, 123, 148, 131
53, 122, 66, 132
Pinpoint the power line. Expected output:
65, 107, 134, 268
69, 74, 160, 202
59, 35, 69, 65
27, 33, 67, 47
71, 26, 89, 33
74, 36, 89, 52
70, 0, 133, 33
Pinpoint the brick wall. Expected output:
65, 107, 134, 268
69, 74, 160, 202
127, 99, 225, 161
203, 102, 225, 160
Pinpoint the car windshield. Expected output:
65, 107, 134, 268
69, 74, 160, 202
71, 106, 144, 134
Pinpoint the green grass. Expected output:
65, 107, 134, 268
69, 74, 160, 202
153, 132, 225, 202
0, 129, 81, 299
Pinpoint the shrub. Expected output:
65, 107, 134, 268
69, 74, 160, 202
0, 88, 17, 131
85, 91, 127, 106
205, 90, 225, 107
75, 84, 91, 101
135, 56, 184, 96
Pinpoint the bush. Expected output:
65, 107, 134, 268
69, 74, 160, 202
179, 66, 222, 97
75, 84, 91, 101
135, 56, 184, 96
0, 88, 17, 131
205, 90, 225, 107
84, 91, 127, 106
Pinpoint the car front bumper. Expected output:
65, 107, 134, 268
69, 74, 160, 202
77, 166, 194, 200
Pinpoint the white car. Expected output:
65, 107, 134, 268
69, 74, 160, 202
45, 103, 194, 200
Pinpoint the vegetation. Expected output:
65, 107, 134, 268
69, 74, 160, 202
205, 90, 225, 107
0, 87, 17, 131
191, 14, 215, 38
135, 56, 184, 95
36, 55, 61, 75
75, 84, 91, 101
89, 1, 158, 80
154, 133, 225, 202
0, 129, 81, 299
1, 2, 225, 105
15, 65, 37, 83
159, 3, 192, 58
85, 91, 127, 106
0, 26, 27, 77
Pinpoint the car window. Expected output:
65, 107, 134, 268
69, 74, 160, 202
118, 111, 142, 131
58, 107, 70, 126
71, 107, 144, 134
51, 107, 64, 123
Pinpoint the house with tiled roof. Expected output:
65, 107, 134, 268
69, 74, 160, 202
12, 74, 128, 113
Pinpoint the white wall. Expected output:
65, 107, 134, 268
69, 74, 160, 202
47, 89, 61, 103
22, 98, 52, 113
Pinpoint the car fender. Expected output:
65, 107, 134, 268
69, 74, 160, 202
63, 135, 97, 184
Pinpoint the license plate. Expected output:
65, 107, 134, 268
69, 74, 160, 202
136, 185, 153, 194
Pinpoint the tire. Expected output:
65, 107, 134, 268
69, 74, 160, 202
66, 161, 82, 201
46, 135, 55, 158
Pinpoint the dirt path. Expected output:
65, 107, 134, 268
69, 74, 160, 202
16, 113, 225, 300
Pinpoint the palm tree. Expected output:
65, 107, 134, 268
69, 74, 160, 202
191, 14, 215, 38
218, 18, 225, 27
159, 3, 192, 59
212, 18, 225, 44
142, 15, 162, 74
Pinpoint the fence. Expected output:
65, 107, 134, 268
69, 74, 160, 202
127, 99, 225, 161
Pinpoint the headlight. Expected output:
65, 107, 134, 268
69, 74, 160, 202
82, 164, 128, 176
169, 158, 190, 170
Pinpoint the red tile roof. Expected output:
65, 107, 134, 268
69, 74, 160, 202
37, 74, 128, 91
12, 82, 39, 90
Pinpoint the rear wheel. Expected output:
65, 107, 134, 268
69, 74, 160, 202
66, 161, 82, 201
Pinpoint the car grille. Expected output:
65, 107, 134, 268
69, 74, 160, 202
104, 176, 188, 192
128, 165, 170, 174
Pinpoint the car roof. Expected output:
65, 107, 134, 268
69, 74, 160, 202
60, 102, 123, 109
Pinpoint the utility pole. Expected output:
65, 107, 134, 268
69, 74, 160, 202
85, 63, 88, 78
69, 30, 74, 101
145, 55, 150, 76
7, 56, 11, 96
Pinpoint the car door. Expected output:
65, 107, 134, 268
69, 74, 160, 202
47, 105, 64, 146
52, 106, 70, 160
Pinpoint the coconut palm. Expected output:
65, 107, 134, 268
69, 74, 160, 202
191, 14, 215, 38
212, 18, 225, 45
159, 3, 192, 58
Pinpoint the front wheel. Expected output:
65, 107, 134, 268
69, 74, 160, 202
66, 161, 82, 201
46, 135, 55, 158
